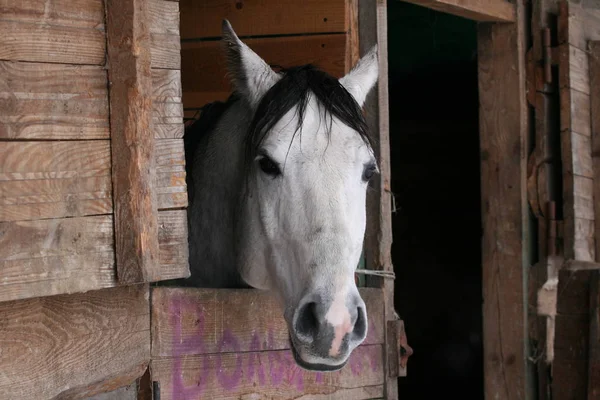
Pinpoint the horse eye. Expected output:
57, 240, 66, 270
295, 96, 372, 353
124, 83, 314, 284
363, 164, 377, 181
258, 156, 281, 176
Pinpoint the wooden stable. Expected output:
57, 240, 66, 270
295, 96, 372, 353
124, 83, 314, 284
1, 0, 598, 399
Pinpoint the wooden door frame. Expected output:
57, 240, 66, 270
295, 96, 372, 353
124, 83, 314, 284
360, 0, 531, 398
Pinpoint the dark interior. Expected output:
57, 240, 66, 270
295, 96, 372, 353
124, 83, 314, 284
387, 2, 484, 398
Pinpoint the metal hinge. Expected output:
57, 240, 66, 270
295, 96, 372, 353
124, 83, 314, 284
386, 317, 412, 378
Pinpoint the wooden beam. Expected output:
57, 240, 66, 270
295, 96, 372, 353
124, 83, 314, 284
401, 0, 515, 22
478, 0, 528, 398
106, 0, 160, 284
590, 39, 600, 400
359, 0, 398, 398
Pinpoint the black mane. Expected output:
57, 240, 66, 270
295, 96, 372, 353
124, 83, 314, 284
246, 64, 374, 164
184, 64, 375, 194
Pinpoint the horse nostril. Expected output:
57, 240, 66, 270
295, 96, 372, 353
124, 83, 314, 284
352, 306, 367, 340
295, 301, 319, 341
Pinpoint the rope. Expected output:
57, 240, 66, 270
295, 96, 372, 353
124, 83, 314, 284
355, 269, 396, 279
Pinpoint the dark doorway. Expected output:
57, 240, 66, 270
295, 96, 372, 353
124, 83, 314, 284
387, 2, 483, 399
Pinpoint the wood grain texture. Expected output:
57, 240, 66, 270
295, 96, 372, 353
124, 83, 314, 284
590, 40, 600, 400
179, 0, 346, 39
0, 284, 150, 400
0, 141, 112, 222
106, 0, 160, 284
0, 0, 106, 65
358, 0, 396, 398
156, 139, 187, 209
0, 211, 188, 303
0, 61, 109, 140
151, 33, 181, 70
151, 287, 384, 358
157, 210, 190, 280
181, 34, 346, 109
152, 345, 384, 400
0, 140, 185, 223
558, 1, 596, 262
478, 0, 528, 397
558, 0, 600, 52
153, 69, 184, 138
0, 215, 115, 303
148, 0, 180, 35
400, 0, 515, 22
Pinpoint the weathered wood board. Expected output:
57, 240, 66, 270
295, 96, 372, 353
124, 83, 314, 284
181, 34, 347, 110
0, 285, 150, 400
400, 0, 515, 22
179, 0, 347, 40
0, 210, 188, 303
151, 287, 385, 399
478, 0, 528, 398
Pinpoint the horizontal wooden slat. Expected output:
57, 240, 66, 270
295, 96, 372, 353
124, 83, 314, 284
182, 34, 346, 109
0, 20, 105, 65
0, 211, 188, 303
179, 0, 346, 39
0, 141, 112, 222
157, 210, 190, 280
148, 0, 180, 35
0, 138, 185, 222
0, 215, 115, 302
0, 0, 105, 29
559, 44, 590, 95
153, 69, 182, 102
400, 0, 515, 22
152, 345, 384, 400
156, 139, 187, 209
151, 34, 181, 69
151, 287, 384, 358
0, 285, 150, 400
0, 61, 109, 140
560, 88, 591, 137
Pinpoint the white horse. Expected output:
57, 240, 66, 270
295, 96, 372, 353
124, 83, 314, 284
183, 20, 379, 372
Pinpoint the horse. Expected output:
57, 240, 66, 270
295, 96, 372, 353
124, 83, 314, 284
182, 19, 380, 372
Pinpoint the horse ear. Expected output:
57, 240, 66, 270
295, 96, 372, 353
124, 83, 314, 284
221, 19, 280, 108
339, 45, 379, 107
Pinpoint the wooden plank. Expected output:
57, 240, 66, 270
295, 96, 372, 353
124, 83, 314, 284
179, 0, 346, 40
181, 34, 346, 109
156, 139, 187, 209
151, 287, 384, 358
358, 0, 396, 398
152, 345, 384, 400
152, 69, 184, 137
0, 210, 188, 303
0, 61, 109, 140
157, 210, 190, 280
0, 20, 105, 65
106, 0, 160, 284
0, 0, 104, 29
0, 215, 115, 302
345, 0, 360, 71
148, 0, 180, 35
400, 0, 515, 22
151, 33, 181, 70
0, 140, 185, 222
0, 284, 150, 400
590, 40, 600, 400
0, 141, 112, 222
477, 0, 528, 397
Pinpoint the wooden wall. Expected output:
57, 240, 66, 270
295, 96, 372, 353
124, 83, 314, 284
0, 0, 188, 303
179, 0, 359, 120
0, 1, 187, 398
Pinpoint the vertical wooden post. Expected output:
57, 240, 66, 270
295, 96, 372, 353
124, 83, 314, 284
106, 0, 159, 284
359, 0, 397, 398
478, 0, 529, 398
589, 40, 600, 399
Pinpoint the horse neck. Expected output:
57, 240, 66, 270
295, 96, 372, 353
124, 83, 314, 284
186, 99, 251, 288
